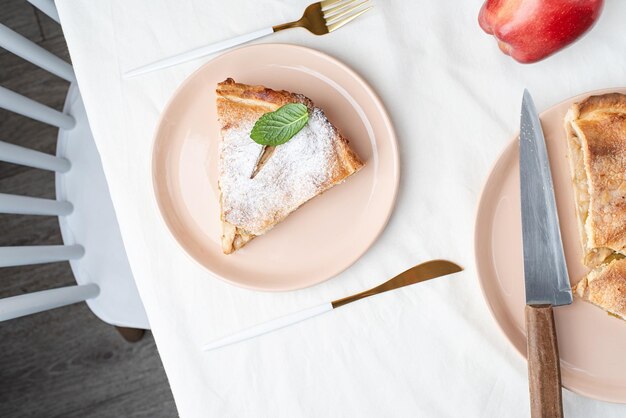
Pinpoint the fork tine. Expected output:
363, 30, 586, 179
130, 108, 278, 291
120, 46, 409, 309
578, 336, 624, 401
323, 0, 359, 16
320, 0, 344, 11
327, 6, 372, 32
324, 0, 369, 24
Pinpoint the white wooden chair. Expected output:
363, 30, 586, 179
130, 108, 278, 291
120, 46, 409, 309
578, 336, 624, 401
0, 0, 149, 339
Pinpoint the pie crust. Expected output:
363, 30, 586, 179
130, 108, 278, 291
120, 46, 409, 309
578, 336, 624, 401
574, 257, 626, 321
564, 93, 626, 268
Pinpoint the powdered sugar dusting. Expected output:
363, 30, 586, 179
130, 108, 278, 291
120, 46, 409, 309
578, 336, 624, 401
219, 108, 340, 235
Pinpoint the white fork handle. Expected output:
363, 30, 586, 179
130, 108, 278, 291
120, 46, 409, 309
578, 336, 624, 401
202, 302, 333, 352
124, 27, 274, 78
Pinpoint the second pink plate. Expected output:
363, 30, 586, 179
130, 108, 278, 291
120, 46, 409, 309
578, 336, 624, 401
152, 44, 399, 291
475, 88, 626, 403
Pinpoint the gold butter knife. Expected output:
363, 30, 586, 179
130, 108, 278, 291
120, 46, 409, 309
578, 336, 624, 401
202, 260, 462, 351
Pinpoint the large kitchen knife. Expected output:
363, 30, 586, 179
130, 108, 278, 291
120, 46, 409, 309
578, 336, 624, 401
519, 90, 572, 418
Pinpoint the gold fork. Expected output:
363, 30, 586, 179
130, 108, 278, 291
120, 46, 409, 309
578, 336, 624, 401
125, 0, 372, 78
274, 0, 372, 34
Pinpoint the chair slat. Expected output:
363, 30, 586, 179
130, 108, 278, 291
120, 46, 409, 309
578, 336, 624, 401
0, 245, 84, 268
0, 86, 75, 129
26, 0, 60, 24
0, 23, 74, 82
0, 140, 70, 172
0, 193, 73, 216
0, 283, 99, 321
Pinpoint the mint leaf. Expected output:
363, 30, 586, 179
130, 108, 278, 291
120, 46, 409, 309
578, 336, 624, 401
250, 103, 309, 146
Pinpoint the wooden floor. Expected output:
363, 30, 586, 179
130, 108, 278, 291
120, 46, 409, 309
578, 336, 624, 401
0, 2, 177, 416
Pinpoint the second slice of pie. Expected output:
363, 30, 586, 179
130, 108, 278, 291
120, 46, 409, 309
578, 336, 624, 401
216, 78, 364, 254
565, 93, 626, 320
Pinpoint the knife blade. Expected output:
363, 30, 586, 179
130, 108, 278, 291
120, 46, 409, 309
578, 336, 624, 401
520, 90, 572, 307
519, 89, 572, 418
202, 259, 462, 352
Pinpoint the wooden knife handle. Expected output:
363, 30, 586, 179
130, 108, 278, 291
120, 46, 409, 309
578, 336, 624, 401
525, 304, 564, 418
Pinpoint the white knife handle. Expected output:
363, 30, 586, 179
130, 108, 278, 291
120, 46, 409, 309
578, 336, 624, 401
202, 302, 333, 352
124, 27, 274, 78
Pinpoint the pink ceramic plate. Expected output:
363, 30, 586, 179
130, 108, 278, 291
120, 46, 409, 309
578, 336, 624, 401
152, 44, 399, 291
475, 88, 626, 403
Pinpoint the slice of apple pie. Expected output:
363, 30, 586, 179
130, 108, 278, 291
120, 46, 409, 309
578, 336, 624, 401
216, 78, 363, 254
565, 93, 626, 320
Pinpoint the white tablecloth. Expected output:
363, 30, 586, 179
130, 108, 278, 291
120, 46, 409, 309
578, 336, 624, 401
55, 1, 626, 416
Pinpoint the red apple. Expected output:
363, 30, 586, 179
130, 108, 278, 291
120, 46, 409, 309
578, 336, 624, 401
478, 0, 604, 63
